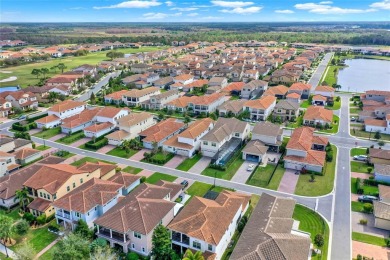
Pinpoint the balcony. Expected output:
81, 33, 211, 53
98, 228, 130, 244
172, 231, 190, 245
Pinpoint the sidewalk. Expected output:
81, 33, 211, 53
0, 243, 16, 259
34, 237, 61, 259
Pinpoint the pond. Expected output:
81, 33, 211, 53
0, 86, 20, 93
337, 58, 390, 92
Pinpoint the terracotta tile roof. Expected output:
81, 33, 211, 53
167, 96, 192, 108
84, 122, 114, 133
77, 162, 116, 178
366, 90, 390, 96
49, 100, 85, 113
47, 77, 75, 84
365, 119, 387, 127
303, 106, 333, 122
53, 178, 123, 213
109, 172, 141, 188
185, 79, 209, 88
179, 118, 214, 139
315, 85, 335, 92
168, 190, 250, 245
13, 148, 40, 160
163, 136, 193, 150
244, 95, 276, 110
106, 130, 131, 141
174, 74, 194, 81
94, 183, 176, 234
222, 82, 245, 93
312, 94, 327, 101
287, 126, 328, 151
263, 85, 289, 97
28, 198, 52, 212
286, 92, 301, 99
61, 108, 100, 128
370, 148, 390, 160
96, 107, 129, 118
189, 93, 226, 106
105, 90, 128, 100
285, 149, 326, 166
289, 82, 311, 91
35, 114, 60, 124
140, 118, 184, 143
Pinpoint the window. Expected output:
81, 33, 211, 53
134, 232, 142, 239
94, 206, 97, 211
43, 193, 47, 199
67, 186, 70, 192
73, 182, 76, 188
53, 194, 57, 200
211, 142, 216, 147
208, 244, 213, 251
132, 244, 135, 249
39, 192, 43, 197
203, 141, 208, 145
142, 248, 145, 253
234, 133, 240, 137
193, 241, 201, 250
75, 212, 80, 218
80, 178, 83, 184
47, 194, 50, 200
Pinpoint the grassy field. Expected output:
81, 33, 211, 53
176, 154, 202, 171
321, 65, 344, 86
352, 232, 387, 247
317, 115, 339, 134
186, 181, 213, 197
350, 148, 367, 157
300, 100, 310, 108
106, 147, 137, 158
145, 172, 177, 184
351, 161, 372, 173
122, 166, 142, 175
350, 129, 390, 141
202, 158, 244, 180
351, 177, 378, 195
0, 46, 167, 87
292, 204, 329, 260
349, 107, 361, 114
295, 145, 337, 196
0, 207, 21, 221
35, 145, 51, 151
70, 156, 114, 167
351, 201, 365, 212
33, 127, 61, 139
39, 242, 60, 260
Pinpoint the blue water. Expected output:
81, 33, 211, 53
0, 86, 20, 93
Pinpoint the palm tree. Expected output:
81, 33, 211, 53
183, 250, 204, 260
0, 215, 14, 245
14, 188, 29, 211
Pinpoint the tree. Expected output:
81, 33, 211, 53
53, 233, 90, 260
90, 246, 117, 260
36, 214, 46, 225
74, 219, 93, 239
374, 131, 381, 140
158, 113, 165, 120
57, 63, 67, 73
151, 224, 176, 260
31, 68, 41, 79
378, 140, 385, 147
183, 249, 204, 260
15, 187, 29, 211
314, 234, 324, 248
184, 116, 191, 125
209, 113, 217, 120
40, 68, 49, 78
48, 91, 59, 103
14, 242, 35, 260
89, 238, 107, 253
50, 65, 58, 73
14, 220, 29, 236
90, 92, 96, 105
0, 215, 14, 245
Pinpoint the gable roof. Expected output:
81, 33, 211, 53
244, 95, 276, 110
274, 100, 300, 110
49, 100, 85, 113
13, 148, 40, 160
263, 85, 289, 97
303, 106, 333, 122
252, 121, 282, 137
201, 118, 248, 143
315, 85, 335, 93
140, 118, 184, 143
290, 82, 311, 91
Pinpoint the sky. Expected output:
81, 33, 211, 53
1, 0, 390, 22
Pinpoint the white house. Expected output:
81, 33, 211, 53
84, 122, 115, 138
48, 100, 86, 120
173, 74, 194, 85
243, 95, 276, 121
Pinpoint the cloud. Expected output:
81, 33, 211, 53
142, 11, 181, 19
69, 7, 85, 10
275, 9, 294, 13
294, 2, 376, 14
187, 12, 199, 16
220, 6, 262, 14
94, 0, 161, 10
370, 0, 390, 10
165, 1, 174, 6
211, 1, 254, 8
170, 7, 198, 11
319, 1, 332, 4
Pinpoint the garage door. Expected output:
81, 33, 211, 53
246, 154, 260, 162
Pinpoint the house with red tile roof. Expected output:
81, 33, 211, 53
243, 95, 277, 121
303, 106, 333, 127
84, 122, 115, 138
4, 91, 38, 111
365, 114, 390, 135
288, 82, 312, 99
188, 93, 228, 115
284, 127, 328, 172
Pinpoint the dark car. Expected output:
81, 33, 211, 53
358, 195, 378, 203
180, 180, 189, 189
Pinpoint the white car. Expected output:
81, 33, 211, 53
353, 155, 368, 161
247, 164, 255, 171
351, 117, 356, 121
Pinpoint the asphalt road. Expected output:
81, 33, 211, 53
308, 52, 334, 91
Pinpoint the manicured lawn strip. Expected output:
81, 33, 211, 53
351, 161, 372, 173
293, 204, 329, 260
202, 158, 245, 180
350, 129, 390, 141
39, 242, 60, 260
57, 152, 76, 159
35, 145, 51, 151
351, 177, 378, 195
351, 201, 365, 212
211, 186, 234, 193
186, 181, 213, 197
122, 166, 143, 175
145, 172, 177, 184
33, 127, 61, 139
349, 107, 361, 114
0, 253, 11, 260
176, 154, 202, 171
350, 148, 367, 157
300, 100, 310, 108
266, 165, 286, 190
0, 207, 21, 221
246, 164, 276, 187
56, 131, 85, 144
326, 99, 341, 110
322, 65, 344, 86
351, 178, 358, 194
106, 147, 137, 158
295, 145, 337, 196
70, 157, 114, 167
352, 232, 387, 247
317, 115, 339, 134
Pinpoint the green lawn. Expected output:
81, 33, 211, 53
321, 65, 344, 86
106, 147, 137, 158
56, 131, 85, 144
267, 165, 286, 190
350, 148, 367, 157
35, 145, 51, 151
39, 242, 60, 260
0, 253, 11, 260
351, 177, 378, 195
176, 154, 202, 171
0, 207, 21, 221
0, 46, 167, 88
349, 107, 361, 114
145, 172, 177, 184
300, 100, 310, 108
202, 158, 244, 180
293, 204, 329, 260
246, 164, 278, 188
352, 232, 387, 247
350, 129, 390, 141
351, 201, 365, 212
54, 151, 75, 159
122, 166, 142, 175
351, 161, 372, 173
295, 145, 337, 196
351, 177, 358, 194
325, 99, 341, 110
186, 181, 213, 197
70, 157, 115, 167
317, 115, 339, 134
33, 127, 61, 139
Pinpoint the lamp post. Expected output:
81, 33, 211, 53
213, 171, 217, 188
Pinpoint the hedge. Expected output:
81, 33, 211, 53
85, 138, 108, 150
356, 177, 364, 194
363, 178, 390, 187
58, 130, 85, 144
12, 122, 37, 132
27, 113, 48, 123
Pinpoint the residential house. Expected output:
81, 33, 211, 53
109, 172, 141, 196
48, 100, 86, 120
166, 96, 193, 113
263, 85, 289, 99
84, 122, 115, 138
163, 118, 214, 157
230, 193, 311, 260
363, 90, 390, 103
288, 82, 312, 99
303, 106, 333, 127
243, 95, 277, 121
369, 148, 390, 165
270, 70, 300, 85
106, 112, 155, 146
13, 148, 41, 165
284, 127, 328, 173
104, 90, 128, 105
5, 91, 38, 111
61, 108, 100, 134
242, 140, 268, 163
94, 182, 182, 255
272, 99, 300, 122
312, 95, 328, 106
252, 121, 283, 152
364, 115, 390, 135
241, 80, 268, 99
121, 87, 161, 107
374, 164, 390, 183
0, 98, 12, 118
243, 69, 259, 82
169, 191, 250, 259
0, 137, 32, 153
218, 99, 247, 117
131, 64, 152, 74
153, 77, 174, 89
286, 92, 301, 103
208, 77, 228, 88
139, 118, 185, 149
0, 151, 18, 177
314, 85, 335, 98
173, 74, 194, 85
187, 93, 228, 115
220, 82, 245, 96
373, 185, 390, 230
48, 85, 73, 96
141, 90, 180, 110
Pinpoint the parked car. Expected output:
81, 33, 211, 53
351, 117, 356, 121
247, 164, 255, 171
358, 195, 378, 203
353, 155, 368, 161
180, 180, 189, 189
18, 115, 26, 120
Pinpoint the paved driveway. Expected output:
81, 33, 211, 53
277, 169, 298, 194
70, 137, 90, 147
62, 154, 83, 164
97, 144, 115, 154
351, 172, 371, 179
138, 169, 154, 178
130, 149, 148, 161
48, 133, 66, 141
28, 128, 41, 135
189, 157, 211, 174
352, 212, 390, 237
353, 241, 390, 260
231, 161, 254, 183
164, 155, 185, 169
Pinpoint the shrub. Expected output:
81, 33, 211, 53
14, 219, 30, 235
357, 254, 362, 260
356, 178, 364, 194
127, 252, 139, 260
314, 234, 324, 247
48, 222, 61, 233
22, 212, 35, 223
367, 167, 373, 173
90, 238, 107, 253
363, 203, 373, 213
36, 214, 47, 225
209, 164, 226, 171
359, 219, 368, 225
140, 176, 146, 183
85, 137, 108, 150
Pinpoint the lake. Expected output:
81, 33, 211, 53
337, 58, 390, 92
